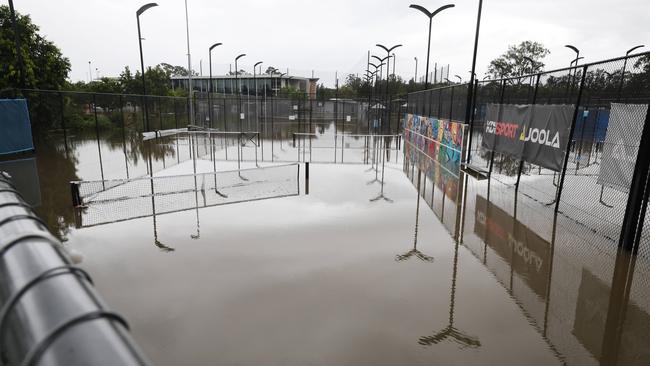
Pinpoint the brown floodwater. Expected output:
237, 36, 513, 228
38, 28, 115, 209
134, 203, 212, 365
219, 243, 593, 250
2, 130, 649, 365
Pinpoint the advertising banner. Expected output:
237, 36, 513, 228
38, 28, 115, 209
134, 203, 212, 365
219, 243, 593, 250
481, 104, 574, 172
597, 103, 649, 193
474, 195, 551, 298
0, 99, 34, 155
404, 113, 465, 202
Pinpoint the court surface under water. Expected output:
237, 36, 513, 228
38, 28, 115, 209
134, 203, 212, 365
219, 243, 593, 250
5, 132, 648, 366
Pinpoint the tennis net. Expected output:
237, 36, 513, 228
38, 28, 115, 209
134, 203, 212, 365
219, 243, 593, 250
71, 163, 300, 207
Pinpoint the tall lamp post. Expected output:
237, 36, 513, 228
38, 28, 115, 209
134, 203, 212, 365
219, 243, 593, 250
414, 57, 418, 84
276, 72, 286, 97
463, 0, 484, 165
376, 44, 402, 134
617, 45, 645, 100
208, 42, 222, 129
409, 3, 455, 90
183, 0, 194, 126
369, 61, 385, 121
8, 0, 25, 88
136, 2, 158, 132
234, 53, 246, 124
372, 55, 389, 84
454, 74, 462, 83
254, 61, 263, 132
565, 44, 580, 87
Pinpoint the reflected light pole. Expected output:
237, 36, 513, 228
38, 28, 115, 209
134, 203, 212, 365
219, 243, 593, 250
409, 3, 455, 89
136, 2, 158, 132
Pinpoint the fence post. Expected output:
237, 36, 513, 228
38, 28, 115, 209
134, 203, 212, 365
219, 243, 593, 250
59, 92, 69, 155
619, 102, 650, 252
120, 94, 129, 179
305, 162, 310, 195
70, 182, 82, 207
158, 98, 163, 130
173, 98, 178, 129
515, 74, 541, 194
449, 86, 455, 121
465, 79, 479, 164
92, 94, 106, 189
554, 65, 588, 214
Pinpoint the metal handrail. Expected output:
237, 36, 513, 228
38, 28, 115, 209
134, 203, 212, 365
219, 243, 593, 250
0, 172, 150, 366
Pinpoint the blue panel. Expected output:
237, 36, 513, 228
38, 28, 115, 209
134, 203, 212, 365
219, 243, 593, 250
0, 99, 34, 155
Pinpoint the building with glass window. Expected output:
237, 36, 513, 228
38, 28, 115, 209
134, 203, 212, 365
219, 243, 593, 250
171, 74, 318, 99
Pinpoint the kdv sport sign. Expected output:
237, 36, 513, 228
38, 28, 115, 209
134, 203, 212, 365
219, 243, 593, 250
481, 104, 574, 172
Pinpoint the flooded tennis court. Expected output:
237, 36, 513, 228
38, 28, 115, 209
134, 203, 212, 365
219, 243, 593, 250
3, 124, 649, 366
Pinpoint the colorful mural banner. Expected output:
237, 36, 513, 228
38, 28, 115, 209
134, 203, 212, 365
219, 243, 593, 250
403, 113, 465, 202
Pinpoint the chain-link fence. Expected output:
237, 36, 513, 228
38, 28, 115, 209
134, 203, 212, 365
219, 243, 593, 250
405, 51, 650, 365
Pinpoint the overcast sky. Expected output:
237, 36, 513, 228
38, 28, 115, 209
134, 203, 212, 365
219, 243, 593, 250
4, 0, 649, 86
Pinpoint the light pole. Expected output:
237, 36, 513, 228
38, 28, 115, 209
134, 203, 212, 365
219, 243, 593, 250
234, 53, 246, 124
136, 2, 158, 132
377, 43, 402, 136
409, 3, 455, 89
254, 61, 263, 133
276, 72, 286, 97
184, 0, 194, 126
253, 61, 263, 97
463, 0, 484, 165
372, 55, 389, 86
565, 44, 580, 87
8, 0, 25, 88
208, 42, 222, 129
454, 74, 462, 83
414, 57, 418, 84
365, 70, 377, 135
617, 45, 645, 100
88, 61, 92, 82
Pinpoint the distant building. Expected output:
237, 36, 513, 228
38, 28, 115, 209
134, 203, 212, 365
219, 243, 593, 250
171, 74, 319, 99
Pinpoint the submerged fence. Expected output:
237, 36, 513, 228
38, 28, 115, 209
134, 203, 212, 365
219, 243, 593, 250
405, 51, 650, 256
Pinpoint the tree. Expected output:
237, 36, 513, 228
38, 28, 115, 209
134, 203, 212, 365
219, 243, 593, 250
265, 66, 279, 74
0, 5, 70, 89
118, 66, 140, 94
160, 63, 194, 77
487, 41, 550, 79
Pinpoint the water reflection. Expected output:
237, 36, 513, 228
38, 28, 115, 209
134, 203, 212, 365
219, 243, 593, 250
460, 176, 650, 365
418, 242, 481, 349
396, 170, 433, 263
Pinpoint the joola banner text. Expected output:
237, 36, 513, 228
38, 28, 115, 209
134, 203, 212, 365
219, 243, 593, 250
481, 104, 574, 172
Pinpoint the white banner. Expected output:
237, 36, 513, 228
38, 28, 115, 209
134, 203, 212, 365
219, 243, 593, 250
597, 103, 649, 192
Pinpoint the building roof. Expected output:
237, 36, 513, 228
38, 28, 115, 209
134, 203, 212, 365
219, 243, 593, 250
171, 74, 318, 81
